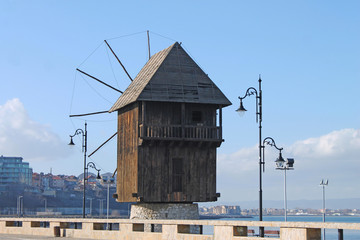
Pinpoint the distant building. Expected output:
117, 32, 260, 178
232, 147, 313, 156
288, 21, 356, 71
200, 205, 242, 215
0, 155, 33, 185
52, 176, 65, 188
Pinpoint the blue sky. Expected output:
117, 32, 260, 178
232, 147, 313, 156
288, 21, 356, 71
0, 1, 359, 205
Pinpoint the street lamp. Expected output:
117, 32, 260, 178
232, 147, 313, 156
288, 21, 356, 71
69, 122, 87, 218
86, 162, 101, 216
86, 162, 102, 180
263, 137, 294, 222
320, 179, 329, 239
84, 162, 101, 216
275, 158, 294, 222
236, 76, 264, 237
275, 153, 294, 222
262, 137, 287, 221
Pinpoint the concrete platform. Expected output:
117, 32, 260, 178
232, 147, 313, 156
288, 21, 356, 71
0, 234, 96, 240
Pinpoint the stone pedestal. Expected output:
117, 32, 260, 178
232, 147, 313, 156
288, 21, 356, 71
130, 203, 200, 233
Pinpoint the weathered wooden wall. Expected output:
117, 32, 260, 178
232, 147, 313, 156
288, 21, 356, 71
144, 102, 216, 126
116, 103, 139, 202
145, 102, 181, 125
116, 101, 220, 203
138, 145, 217, 203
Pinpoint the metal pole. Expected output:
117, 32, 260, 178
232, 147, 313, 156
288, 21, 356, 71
107, 182, 110, 229
338, 229, 343, 240
17, 197, 19, 216
323, 184, 326, 240
20, 196, 23, 216
284, 168, 287, 221
258, 77, 264, 237
82, 122, 87, 218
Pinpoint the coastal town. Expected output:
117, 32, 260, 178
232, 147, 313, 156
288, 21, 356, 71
199, 205, 360, 218
1, 155, 358, 219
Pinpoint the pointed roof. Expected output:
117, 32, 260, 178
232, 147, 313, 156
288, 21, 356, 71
109, 42, 231, 112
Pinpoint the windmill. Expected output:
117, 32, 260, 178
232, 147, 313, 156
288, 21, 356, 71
70, 32, 231, 223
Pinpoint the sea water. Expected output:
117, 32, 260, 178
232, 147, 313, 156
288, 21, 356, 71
203, 215, 360, 239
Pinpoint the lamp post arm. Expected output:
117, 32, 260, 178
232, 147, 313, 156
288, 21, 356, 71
262, 137, 283, 172
263, 137, 283, 151
86, 161, 101, 180
69, 129, 84, 138
87, 162, 101, 172
70, 128, 86, 152
238, 87, 258, 100
238, 87, 260, 122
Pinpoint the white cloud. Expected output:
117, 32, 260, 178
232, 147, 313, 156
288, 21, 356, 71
0, 98, 70, 163
290, 129, 360, 161
217, 128, 360, 202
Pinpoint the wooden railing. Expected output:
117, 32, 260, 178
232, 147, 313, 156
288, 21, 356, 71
140, 124, 222, 141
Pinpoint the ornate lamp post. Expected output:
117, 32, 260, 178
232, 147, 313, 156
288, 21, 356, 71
69, 122, 87, 218
236, 76, 264, 236
263, 137, 294, 222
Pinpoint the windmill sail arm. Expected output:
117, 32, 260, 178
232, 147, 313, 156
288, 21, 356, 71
112, 168, 117, 178
88, 132, 118, 158
69, 111, 110, 118
76, 68, 123, 93
104, 40, 133, 82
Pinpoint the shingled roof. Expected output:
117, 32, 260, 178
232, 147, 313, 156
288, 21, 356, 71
109, 42, 231, 112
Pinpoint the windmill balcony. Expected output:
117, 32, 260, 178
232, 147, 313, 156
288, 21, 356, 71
139, 124, 222, 142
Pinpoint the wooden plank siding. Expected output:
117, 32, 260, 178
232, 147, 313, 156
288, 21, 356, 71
138, 145, 217, 203
116, 103, 139, 202
115, 101, 220, 203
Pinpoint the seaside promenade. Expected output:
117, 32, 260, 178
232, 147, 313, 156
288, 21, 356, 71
0, 217, 359, 239
0, 234, 96, 240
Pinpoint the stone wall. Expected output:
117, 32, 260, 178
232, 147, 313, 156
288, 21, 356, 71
130, 203, 200, 233
130, 203, 199, 220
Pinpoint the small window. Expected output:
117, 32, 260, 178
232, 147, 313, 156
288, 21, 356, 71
192, 111, 202, 123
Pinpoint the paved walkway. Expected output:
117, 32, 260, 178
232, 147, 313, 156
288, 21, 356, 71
0, 234, 96, 240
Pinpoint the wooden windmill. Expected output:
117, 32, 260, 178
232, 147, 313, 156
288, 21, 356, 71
71, 37, 231, 208
109, 42, 231, 203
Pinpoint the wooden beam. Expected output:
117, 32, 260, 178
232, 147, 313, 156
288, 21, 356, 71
181, 103, 185, 138
147, 30, 151, 60
142, 101, 146, 138
76, 68, 123, 93
88, 132, 118, 157
219, 105, 223, 140
69, 111, 109, 118
104, 40, 133, 82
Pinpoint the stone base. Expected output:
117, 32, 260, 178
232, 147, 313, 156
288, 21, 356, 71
130, 203, 200, 233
